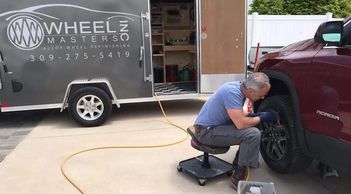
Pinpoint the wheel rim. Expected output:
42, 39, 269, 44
76, 95, 104, 121
260, 124, 288, 161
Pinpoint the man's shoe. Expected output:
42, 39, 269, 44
231, 166, 247, 190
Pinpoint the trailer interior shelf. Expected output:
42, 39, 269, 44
151, 1, 197, 86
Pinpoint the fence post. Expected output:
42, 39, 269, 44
326, 12, 333, 21
251, 12, 259, 48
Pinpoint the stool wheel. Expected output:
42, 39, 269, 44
177, 165, 183, 172
198, 179, 207, 186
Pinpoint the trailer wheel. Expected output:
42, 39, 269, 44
69, 87, 112, 127
257, 95, 312, 173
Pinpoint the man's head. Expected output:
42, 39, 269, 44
242, 72, 270, 102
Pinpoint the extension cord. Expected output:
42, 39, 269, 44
61, 95, 249, 194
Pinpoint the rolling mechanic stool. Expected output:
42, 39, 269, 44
177, 126, 233, 186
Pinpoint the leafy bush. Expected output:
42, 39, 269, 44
250, 0, 351, 18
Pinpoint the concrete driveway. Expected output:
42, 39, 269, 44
0, 99, 349, 194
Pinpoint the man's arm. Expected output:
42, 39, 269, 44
227, 109, 260, 129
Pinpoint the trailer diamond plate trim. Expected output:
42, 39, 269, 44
154, 82, 197, 96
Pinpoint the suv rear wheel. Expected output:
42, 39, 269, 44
257, 95, 312, 173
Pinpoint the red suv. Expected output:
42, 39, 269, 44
254, 16, 351, 175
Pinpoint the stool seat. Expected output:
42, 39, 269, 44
191, 139, 229, 154
187, 126, 230, 154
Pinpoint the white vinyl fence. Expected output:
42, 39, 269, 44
246, 13, 341, 66
247, 12, 336, 47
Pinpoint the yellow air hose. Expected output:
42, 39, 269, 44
60, 94, 249, 194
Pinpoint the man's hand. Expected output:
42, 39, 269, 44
258, 112, 279, 124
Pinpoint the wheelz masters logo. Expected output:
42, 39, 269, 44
1, 4, 139, 53
7, 16, 44, 50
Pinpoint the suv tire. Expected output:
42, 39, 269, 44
257, 95, 312, 173
69, 87, 112, 127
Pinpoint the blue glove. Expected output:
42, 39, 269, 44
247, 112, 262, 117
259, 112, 279, 124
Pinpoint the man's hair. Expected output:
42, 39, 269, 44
243, 72, 270, 91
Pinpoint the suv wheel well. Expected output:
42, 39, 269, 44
254, 78, 290, 111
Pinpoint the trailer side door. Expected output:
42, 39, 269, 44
200, 0, 246, 93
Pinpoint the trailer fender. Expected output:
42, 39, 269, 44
61, 79, 120, 112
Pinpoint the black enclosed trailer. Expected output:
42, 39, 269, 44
0, 0, 247, 126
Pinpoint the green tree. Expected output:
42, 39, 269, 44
250, 0, 351, 18
317, 0, 351, 18
249, 0, 285, 15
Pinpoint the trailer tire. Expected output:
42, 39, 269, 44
257, 95, 312, 173
69, 87, 112, 127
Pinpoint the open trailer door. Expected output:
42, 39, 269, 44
200, 0, 246, 93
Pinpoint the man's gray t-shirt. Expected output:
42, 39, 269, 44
195, 81, 244, 127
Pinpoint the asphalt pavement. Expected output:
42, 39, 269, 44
0, 110, 51, 162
